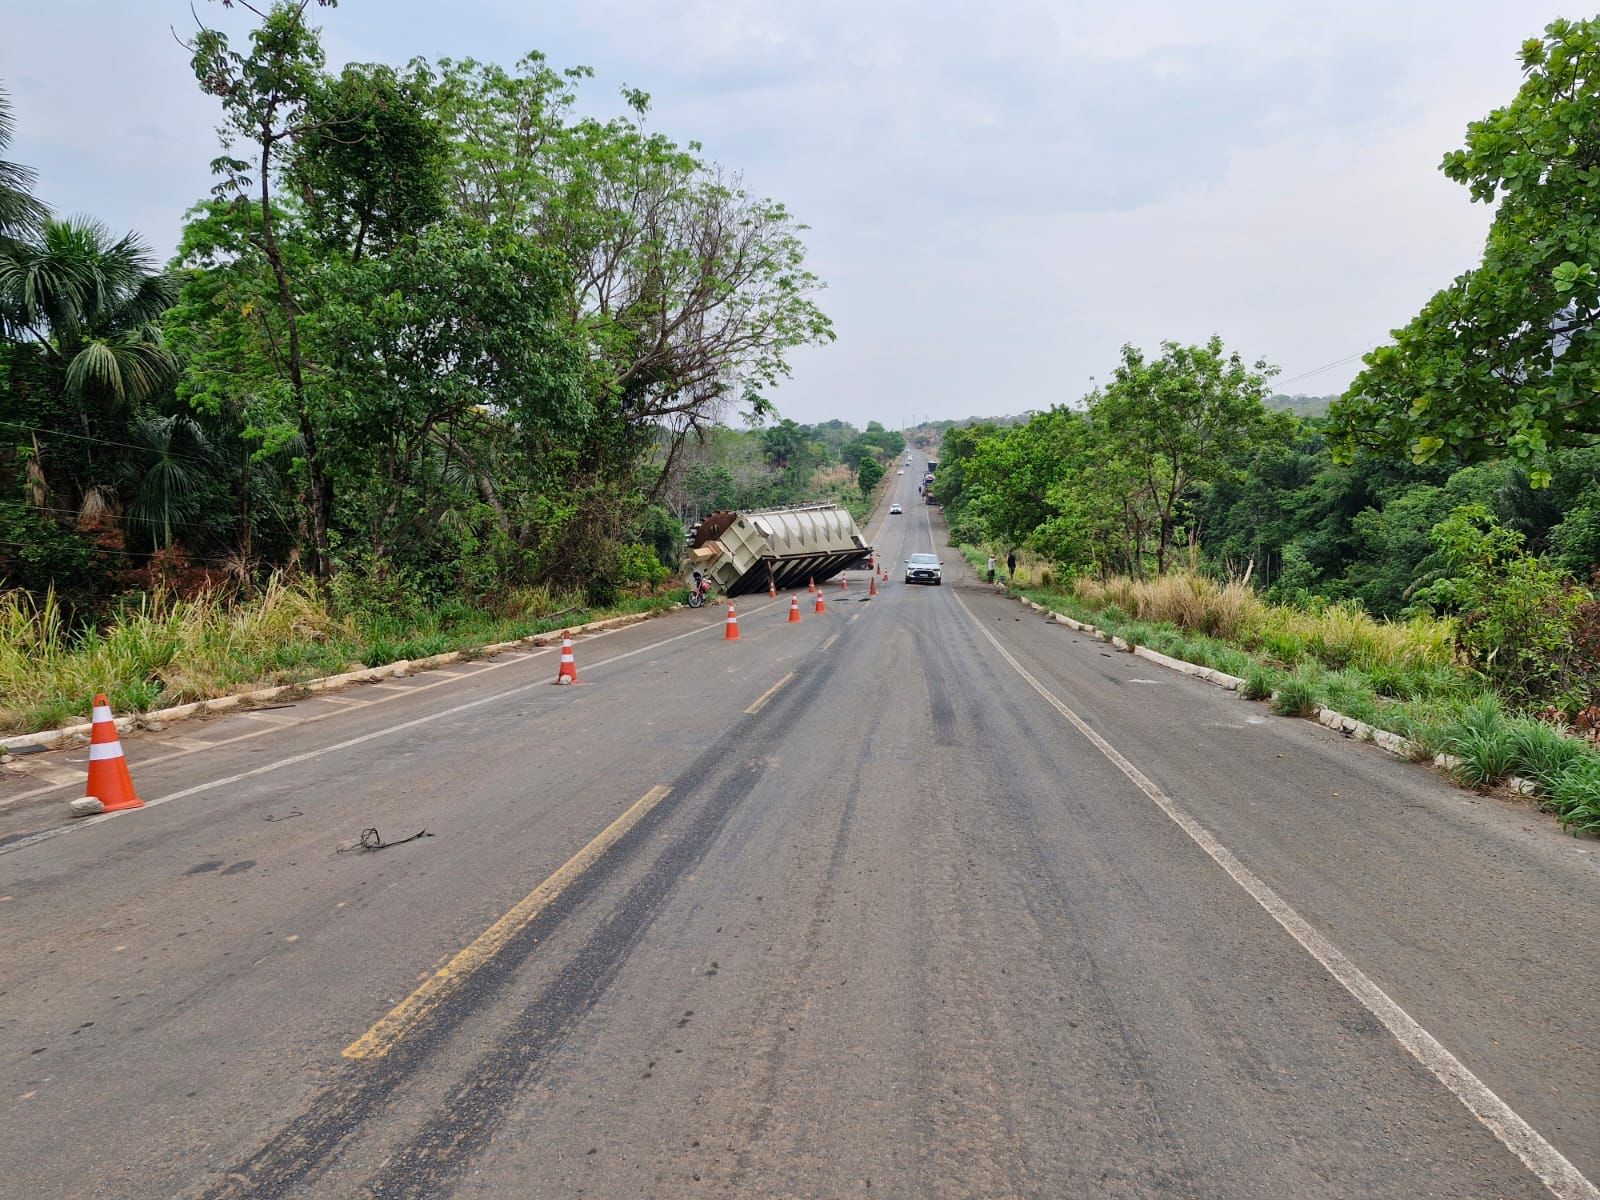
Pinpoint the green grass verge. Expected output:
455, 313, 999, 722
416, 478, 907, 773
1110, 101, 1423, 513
957, 543, 1600, 835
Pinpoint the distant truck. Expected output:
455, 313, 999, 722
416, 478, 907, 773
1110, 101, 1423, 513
925, 459, 938, 473
685, 503, 873, 596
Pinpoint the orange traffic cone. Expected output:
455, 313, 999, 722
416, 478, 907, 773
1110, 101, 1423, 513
554, 632, 579, 684
869, 574, 878, 596
839, 574, 848, 590
808, 577, 816, 594
814, 590, 827, 614
724, 601, 741, 640
768, 578, 777, 599
86, 694, 141, 812
788, 595, 801, 623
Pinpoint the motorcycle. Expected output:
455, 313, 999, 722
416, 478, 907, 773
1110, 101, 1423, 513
686, 569, 715, 608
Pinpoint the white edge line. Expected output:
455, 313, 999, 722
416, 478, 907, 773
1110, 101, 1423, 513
951, 589, 1598, 1200
0, 605, 774, 858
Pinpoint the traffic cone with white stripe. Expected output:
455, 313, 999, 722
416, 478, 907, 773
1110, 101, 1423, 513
554, 632, 579, 684
839, 574, 848, 589
85, 694, 141, 812
788, 595, 801, 623
808, 577, 816, 594
768, 578, 777, 599
724, 601, 741, 640
814, 589, 826, 614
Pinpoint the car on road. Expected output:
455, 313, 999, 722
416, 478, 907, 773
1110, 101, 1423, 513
897, 469, 905, 475
889, 503, 902, 515
904, 552, 941, 585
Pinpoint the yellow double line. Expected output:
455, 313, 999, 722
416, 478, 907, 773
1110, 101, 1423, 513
342, 784, 673, 1060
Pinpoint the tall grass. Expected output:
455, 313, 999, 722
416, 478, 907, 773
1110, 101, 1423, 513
1072, 573, 1456, 681
0, 578, 684, 736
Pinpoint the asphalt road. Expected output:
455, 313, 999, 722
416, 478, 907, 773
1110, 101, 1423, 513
2, 463, 1597, 1199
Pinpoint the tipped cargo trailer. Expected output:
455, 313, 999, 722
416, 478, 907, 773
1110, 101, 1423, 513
686, 504, 874, 596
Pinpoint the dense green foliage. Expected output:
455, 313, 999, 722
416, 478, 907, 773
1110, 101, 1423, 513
1, 1, 834, 623
941, 349, 1600, 715
657, 419, 903, 527
1332, 18, 1600, 480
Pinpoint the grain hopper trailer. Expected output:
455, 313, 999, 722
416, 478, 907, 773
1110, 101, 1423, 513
686, 503, 874, 596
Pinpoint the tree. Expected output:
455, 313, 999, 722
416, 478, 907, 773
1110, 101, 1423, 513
1094, 337, 1278, 572
418, 54, 833, 486
1332, 18, 1600, 480
0, 83, 47, 244
187, 0, 339, 575
0, 218, 178, 409
857, 454, 883, 495
310, 219, 586, 563
288, 62, 448, 262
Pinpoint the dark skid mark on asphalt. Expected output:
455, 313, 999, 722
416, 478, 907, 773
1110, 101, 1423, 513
197, 632, 846, 1200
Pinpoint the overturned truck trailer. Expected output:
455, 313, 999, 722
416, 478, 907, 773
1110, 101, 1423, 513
687, 504, 874, 596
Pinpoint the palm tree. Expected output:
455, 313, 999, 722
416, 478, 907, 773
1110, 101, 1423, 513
0, 83, 47, 242
118, 413, 218, 551
0, 216, 178, 405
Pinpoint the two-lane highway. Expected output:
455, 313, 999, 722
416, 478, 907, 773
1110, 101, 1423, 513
1, 460, 1596, 1198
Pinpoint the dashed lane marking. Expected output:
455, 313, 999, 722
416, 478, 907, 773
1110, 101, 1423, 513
744, 673, 795, 716
953, 589, 1598, 1200
341, 785, 673, 1060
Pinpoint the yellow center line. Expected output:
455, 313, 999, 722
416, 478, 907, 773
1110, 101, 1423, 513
744, 672, 795, 716
342, 784, 673, 1061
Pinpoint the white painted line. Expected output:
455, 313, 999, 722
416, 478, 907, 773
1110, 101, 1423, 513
952, 589, 1598, 1200
819, 633, 840, 652
744, 673, 795, 716
0, 605, 774, 856
0, 646, 564, 811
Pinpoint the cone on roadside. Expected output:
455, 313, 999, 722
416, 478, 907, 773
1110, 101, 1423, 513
554, 632, 579, 684
85, 694, 141, 812
839, 574, 848, 590
768, 578, 777, 599
869, 574, 878, 596
808, 577, 816, 594
788, 595, 801, 623
724, 601, 741, 640
814, 590, 826, 614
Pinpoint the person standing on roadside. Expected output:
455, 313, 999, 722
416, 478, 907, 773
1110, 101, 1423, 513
987, 554, 997, 584
1007, 550, 1017, 580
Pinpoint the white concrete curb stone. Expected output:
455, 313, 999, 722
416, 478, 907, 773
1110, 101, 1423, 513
1024, 592, 1552, 805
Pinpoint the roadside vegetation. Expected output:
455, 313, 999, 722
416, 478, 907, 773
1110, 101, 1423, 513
935, 18, 1600, 838
958, 551, 1600, 835
0, 5, 925, 735
0, 578, 682, 738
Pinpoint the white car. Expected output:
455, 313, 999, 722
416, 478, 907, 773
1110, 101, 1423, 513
897, 469, 905, 475
904, 553, 941, 584
889, 503, 903, 514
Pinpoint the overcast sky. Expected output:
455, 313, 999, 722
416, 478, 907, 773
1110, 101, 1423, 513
2, 2, 1549, 426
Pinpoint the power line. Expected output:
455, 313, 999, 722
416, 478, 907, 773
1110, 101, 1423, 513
0, 419, 231, 469
1276, 351, 1368, 389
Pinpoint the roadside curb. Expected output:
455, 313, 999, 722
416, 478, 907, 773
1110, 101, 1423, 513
1009, 592, 1547, 802
0, 605, 678, 755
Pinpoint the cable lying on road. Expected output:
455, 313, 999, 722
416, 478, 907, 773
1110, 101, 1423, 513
336, 827, 434, 853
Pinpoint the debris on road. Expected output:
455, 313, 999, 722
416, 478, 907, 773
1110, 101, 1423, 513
336, 827, 434, 853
